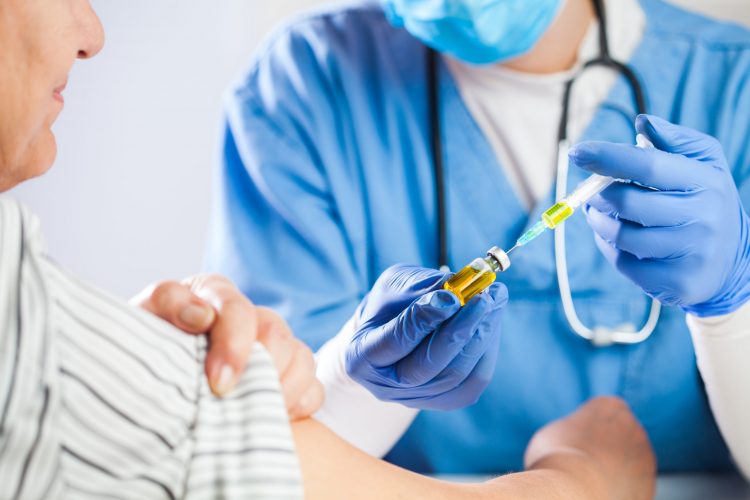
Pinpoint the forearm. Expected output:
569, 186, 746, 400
292, 419, 603, 500
687, 299, 750, 478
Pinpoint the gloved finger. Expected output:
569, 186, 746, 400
359, 289, 460, 367
359, 264, 447, 326
380, 264, 446, 294
420, 290, 505, 394
393, 283, 506, 387
355, 287, 504, 401
587, 182, 696, 227
592, 234, 689, 306
569, 141, 705, 192
585, 205, 701, 260
412, 342, 500, 410
636, 114, 726, 164
440, 282, 505, 366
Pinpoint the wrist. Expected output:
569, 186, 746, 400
686, 294, 750, 337
684, 234, 750, 317
314, 315, 418, 457
684, 266, 750, 318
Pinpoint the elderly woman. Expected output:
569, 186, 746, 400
0, 0, 656, 498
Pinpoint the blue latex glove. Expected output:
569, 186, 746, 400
571, 114, 750, 317
346, 264, 508, 410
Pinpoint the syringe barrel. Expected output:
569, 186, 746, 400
564, 174, 615, 210
562, 135, 652, 210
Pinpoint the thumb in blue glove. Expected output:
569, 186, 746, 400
346, 264, 509, 410
571, 114, 750, 317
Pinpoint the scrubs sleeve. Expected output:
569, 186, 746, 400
205, 32, 363, 350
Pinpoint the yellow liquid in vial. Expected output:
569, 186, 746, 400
542, 202, 574, 229
443, 261, 496, 306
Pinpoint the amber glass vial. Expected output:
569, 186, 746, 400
443, 247, 511, 306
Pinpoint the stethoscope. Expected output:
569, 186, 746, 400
428, 0, 661, 346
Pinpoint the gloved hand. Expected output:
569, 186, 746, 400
570, 114, 750, 317
346, 264, 508, 410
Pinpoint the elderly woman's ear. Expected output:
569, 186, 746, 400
0, 0, 103, 191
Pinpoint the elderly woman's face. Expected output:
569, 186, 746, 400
0, 0, 103, 191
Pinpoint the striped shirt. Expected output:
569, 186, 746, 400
0, 199, 303, 499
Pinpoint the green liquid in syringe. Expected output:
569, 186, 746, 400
512, 201, 576, 251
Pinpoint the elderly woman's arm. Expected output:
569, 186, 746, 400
292, 398, 656, 500
134, 259, 658, 500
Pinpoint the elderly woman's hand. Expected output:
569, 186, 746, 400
131, 274, 323, 420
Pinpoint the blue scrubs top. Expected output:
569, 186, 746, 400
206, 0, 750, 474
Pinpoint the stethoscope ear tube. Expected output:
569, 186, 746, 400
429, 0, 662, 345
552, 3, 660, 346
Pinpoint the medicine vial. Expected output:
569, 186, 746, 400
443, 247, 511, 306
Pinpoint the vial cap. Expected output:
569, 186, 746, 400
487, 247, 511, 272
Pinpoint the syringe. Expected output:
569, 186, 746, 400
508, 134, 654, 254
507, 174, 615, 254
442, 174, 614, 305
443, 135, 653, 306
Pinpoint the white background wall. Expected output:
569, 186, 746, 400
10, 0, 750, 298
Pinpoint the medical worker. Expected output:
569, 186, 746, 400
206, 0, 750, 476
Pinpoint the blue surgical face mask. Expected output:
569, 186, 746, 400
382, 0, 564, 65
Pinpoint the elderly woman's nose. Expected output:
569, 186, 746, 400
77, 1, 104, 59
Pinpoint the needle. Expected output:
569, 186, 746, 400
506, 244, 519, 255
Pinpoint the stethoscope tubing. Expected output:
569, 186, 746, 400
428, 0, 662, 345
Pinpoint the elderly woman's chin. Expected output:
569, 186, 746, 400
0, 130, 57, 192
